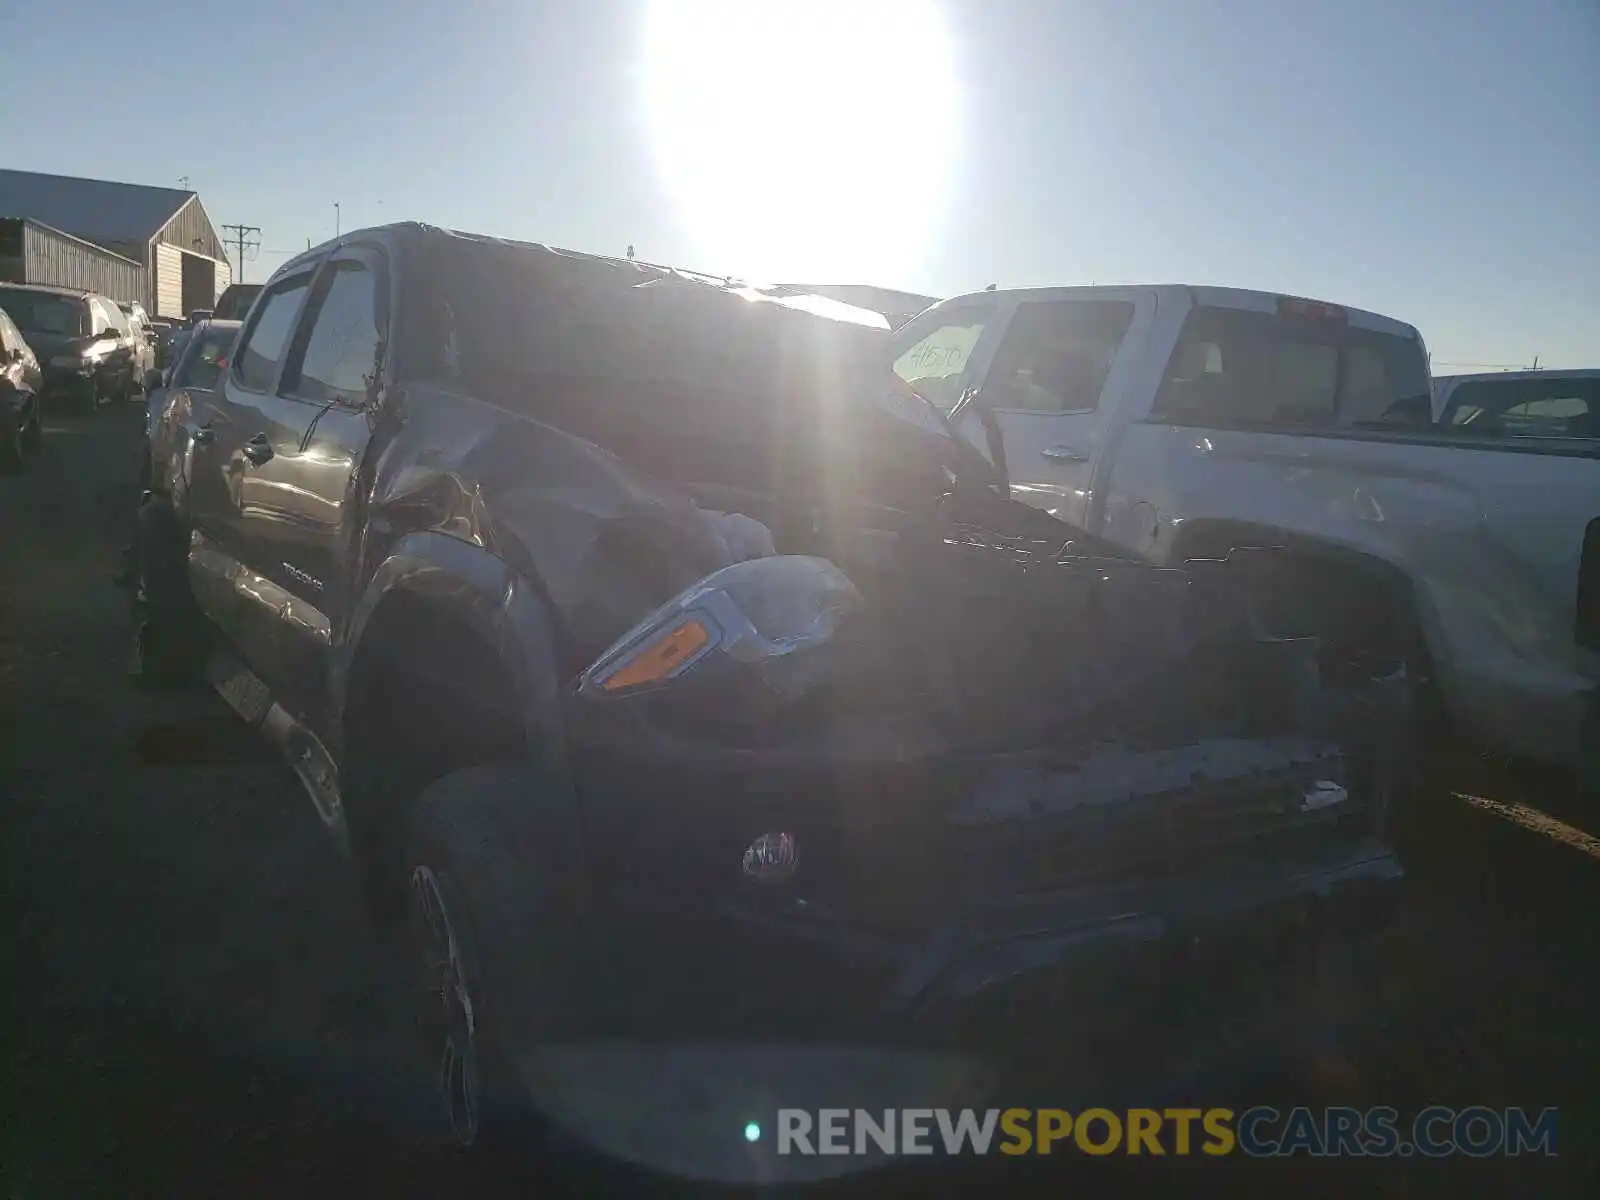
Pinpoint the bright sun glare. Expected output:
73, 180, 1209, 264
641, 0, 960, 284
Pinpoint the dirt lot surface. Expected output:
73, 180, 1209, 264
3, 406, 1598, 1197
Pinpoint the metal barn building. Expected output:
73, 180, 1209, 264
0, 217, 146, 302
0, 169, 231, 319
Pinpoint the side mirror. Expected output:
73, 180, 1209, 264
143, 368, 164, 392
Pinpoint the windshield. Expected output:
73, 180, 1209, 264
216, 286, 263, 317
417, 240, 893, 406
175, 325, 238, 391
1442, 377, 1597, 439
891, 306, 993, 413
1152, 306, 1432, 431
0, 289, 85, 337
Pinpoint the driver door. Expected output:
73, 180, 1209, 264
964, 290, 1158, 530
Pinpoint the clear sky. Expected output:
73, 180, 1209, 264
3, 0, 1595, 368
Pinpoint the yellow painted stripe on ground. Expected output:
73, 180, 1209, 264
1454, 792, 1600, 861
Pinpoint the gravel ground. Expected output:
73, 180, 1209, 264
2, 405, 1597, 1198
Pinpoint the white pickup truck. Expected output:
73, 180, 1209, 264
891, 286, 1599, 786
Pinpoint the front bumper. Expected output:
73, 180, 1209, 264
509, 848, 1402, 1187
583, 838, 1401, 1044
561, 676, 1405, 1050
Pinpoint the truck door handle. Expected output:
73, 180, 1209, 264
241, 434, 274, 466
191, 422, 214, 445
1041, 444, 1089, 462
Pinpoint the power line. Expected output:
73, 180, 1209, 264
221, 224, 262, 283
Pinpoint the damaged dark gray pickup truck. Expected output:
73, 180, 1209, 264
135, 224, 1404, 1183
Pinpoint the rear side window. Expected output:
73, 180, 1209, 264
1444, 378, 1596, 439
233, 279, 310, 392
1153, 307, 1431, 431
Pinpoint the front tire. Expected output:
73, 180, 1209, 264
403, 765, 591, 1155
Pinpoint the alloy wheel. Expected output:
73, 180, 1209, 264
409, 864, 482, 1147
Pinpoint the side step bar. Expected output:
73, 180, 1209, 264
205, 651, 350, 855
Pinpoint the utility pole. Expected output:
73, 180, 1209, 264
221, 223, 261, 283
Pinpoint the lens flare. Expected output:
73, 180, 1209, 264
641, 0, 961, 282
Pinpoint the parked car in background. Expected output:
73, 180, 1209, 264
891, 286, 1599, 786
0, 283, 137, 412
159, 328, 193, 386
213, 283, 263, 320
140, 318, 240, 494
0, 304, 43, 469
1433, 370, 1598, 441
186, 308, 214, 327
135, 225, 1406, 1166
148, 319, 181, 369
117, 299, 156, 384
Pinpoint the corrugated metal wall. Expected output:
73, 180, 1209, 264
0, 218, 145, 302
153, 243, 183, 318
153, 196, 228, 263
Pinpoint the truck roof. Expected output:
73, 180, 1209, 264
929, 284, 1420, 341
279, 221, 895, 332
1434, 368, 1600, 388
0, 281, 94, 300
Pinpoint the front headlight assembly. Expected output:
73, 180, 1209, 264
575, 556, 862, 714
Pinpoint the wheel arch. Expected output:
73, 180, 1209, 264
337, 532, 579, 920
1168, 518, 1447, 690
1170, 518, 1416, 590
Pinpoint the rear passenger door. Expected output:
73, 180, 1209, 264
185, 272, 318, 663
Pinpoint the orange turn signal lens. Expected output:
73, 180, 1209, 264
600, 619, 711, 692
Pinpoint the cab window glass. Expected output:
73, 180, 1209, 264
891, 307, 992, 413
233, 279, 310, 392
1445, 379, 1596, 438
285, 260, 382, 405
983, 300, 1136, 412
1153, 306, 1431, 430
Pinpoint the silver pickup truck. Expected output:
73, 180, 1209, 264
892, 286, 1599, 786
